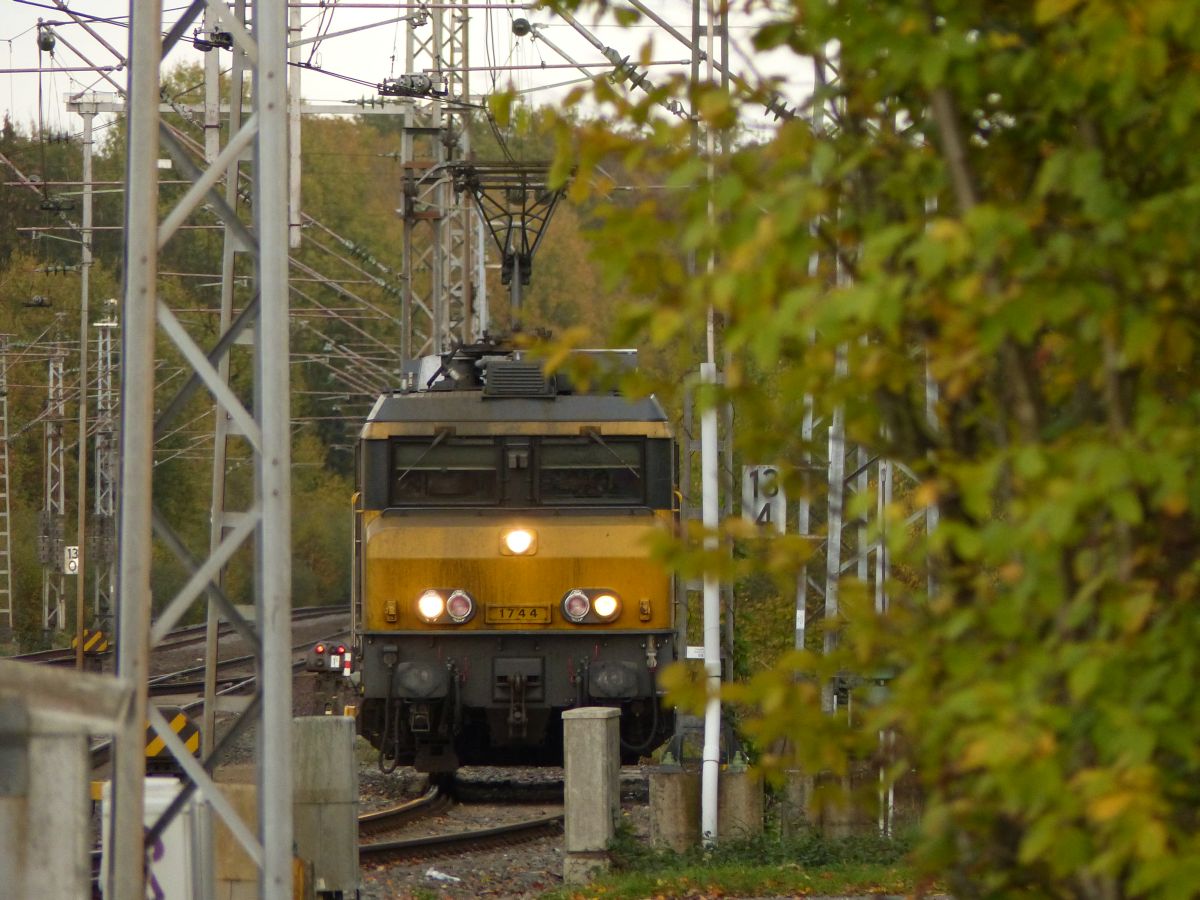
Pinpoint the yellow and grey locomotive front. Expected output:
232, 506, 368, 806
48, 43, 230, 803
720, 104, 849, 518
354, 350, 676, 771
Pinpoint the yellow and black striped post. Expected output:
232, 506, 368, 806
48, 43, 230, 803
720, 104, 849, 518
144, 707, 201, 773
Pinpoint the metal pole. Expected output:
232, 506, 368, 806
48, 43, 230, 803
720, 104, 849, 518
796, 390, 813, 653
823, 347, 847, 714
289, 0, 303, 249
926, 356, 939, 598
700, 361, 721, 846
109, 1, 161, 894
0, 337, 11, 633
73, 108, 94, 670
202, 0, 243, 763
699, 0, 722, 847
254, 0, 295, 893
474, 211, 488, 336
796, 55, 826, 656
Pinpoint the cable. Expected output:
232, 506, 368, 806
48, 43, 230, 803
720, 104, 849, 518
305, 0, 339, 67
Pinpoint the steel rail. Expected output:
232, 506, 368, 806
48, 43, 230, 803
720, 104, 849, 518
358, 812, 564, 859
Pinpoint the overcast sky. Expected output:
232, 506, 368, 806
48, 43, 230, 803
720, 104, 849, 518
0, 1, 808, 137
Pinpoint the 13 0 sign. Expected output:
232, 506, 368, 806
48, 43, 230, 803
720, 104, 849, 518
742, 465, 785, 533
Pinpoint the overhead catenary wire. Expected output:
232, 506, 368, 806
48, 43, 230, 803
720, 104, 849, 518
1, 0, 805, 429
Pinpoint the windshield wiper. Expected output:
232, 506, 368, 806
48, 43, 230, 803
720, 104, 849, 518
394, 428, 451, 490
583, 428, 641, 480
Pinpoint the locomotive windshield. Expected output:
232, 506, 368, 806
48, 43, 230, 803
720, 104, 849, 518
391, 437, 500, 505
537, 436, 642, 504
385, 434, 663, 507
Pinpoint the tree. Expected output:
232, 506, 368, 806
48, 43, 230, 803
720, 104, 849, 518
544, 1, 1200, 896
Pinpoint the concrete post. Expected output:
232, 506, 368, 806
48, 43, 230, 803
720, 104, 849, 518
562, 706, 620, 884
648, 765, 700, 852
779, 769, 817, 837
717, 767, 763, 841
649, 764, 764, 850
292, 716, 358, 895
0, 698, 90, 898
213, 776, 258, 900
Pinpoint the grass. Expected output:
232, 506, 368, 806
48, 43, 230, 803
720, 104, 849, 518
544, 824, 930, 899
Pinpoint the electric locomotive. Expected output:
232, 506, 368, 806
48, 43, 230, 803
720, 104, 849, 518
352, 340, 677, 772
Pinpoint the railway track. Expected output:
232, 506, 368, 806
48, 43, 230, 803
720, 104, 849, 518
357, 777, 566, 861
11, 603, 348, 666
358, 811, 564, 860
358, 784, 452, 836
88, 627, 351, 770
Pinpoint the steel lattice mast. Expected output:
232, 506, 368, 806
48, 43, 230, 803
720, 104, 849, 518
41, 342, 66, 632
0, 336, 12, 633
92, 314, 117, 629
399, 0, 479, 359
110, 1, 293, 896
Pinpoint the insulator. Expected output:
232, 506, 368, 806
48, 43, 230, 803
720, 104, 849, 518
379, 74, 434, 98
192, 29, 232, 53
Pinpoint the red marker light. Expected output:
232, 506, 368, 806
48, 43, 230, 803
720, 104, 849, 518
336, 645, 346, 655
314, 643, 326, 654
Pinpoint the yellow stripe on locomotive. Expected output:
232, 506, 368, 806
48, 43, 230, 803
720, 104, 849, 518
362, 512, 672, 632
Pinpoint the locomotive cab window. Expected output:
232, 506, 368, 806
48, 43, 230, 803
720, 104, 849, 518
538, 436, 644, 504
390, 437, 499, 505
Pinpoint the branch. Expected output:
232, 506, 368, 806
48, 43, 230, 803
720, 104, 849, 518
930, 86, 979, 214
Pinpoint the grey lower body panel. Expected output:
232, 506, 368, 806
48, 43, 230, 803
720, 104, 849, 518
357, 630, 676, 770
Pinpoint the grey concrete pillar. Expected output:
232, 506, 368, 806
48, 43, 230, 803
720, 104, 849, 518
293, 716, 358, 895
648, 766, 700, 852
648, 765, 764, 849
779, 769, 816, 837
213, 774, 258, 900
562, 706, 621, 884
717, 768, 763, 841
0, 701, 90, 898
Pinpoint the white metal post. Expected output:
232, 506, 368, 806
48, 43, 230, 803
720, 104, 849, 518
0, 336, 11, 633
202, 0, 244, 763
73, 107, 94, 669
700, 362, 721, 845
254, 1, 295, 894
822, 347, 847, 714
288, 0, 303, 249
110, 2, 161, 894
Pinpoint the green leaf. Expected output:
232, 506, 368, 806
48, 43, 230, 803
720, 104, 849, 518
1068, 654, 1103, 702
487, 90, 513, 127
1034, 0, 1086, 24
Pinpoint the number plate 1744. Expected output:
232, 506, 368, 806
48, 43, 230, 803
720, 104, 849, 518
484, 605, 550, 624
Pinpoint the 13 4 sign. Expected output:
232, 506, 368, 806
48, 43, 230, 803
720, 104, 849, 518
742, 465, 785, 533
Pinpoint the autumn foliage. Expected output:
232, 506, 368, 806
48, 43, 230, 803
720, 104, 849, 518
544, 1, 1200, 896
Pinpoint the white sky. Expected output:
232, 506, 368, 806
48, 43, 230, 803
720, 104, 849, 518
0, 1, 808, 139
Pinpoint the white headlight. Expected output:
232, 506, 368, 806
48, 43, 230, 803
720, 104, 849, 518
502, 527, 536, 555
592, 593, 619, 619
417, 590, 445, 621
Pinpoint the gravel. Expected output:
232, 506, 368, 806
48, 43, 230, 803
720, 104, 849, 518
357, 765, 651, 900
